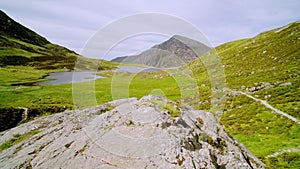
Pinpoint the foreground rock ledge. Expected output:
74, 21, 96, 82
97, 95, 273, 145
0, 95, 265, 169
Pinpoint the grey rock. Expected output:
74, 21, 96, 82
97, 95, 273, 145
280, 82, 292, 86
0, 95, 264, 168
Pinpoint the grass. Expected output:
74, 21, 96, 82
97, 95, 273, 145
220, 101, 299, 157
0, 129, 41, 152
0, 66, 61, 86
264, 152, 300, 169
214, 21, 300, 168
150, 99, 181, 118
0, 21, 299, 168
0, 34, 118, 70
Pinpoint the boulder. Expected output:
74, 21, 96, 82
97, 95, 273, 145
0, 95, 264, 168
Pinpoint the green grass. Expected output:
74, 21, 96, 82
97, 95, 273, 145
0, 129, 41, 152
220, 101, 299, 155
0, 66, 61, 86
213, 22, 300, 168
0, 34, 118, 70
150, 99, 181, 118
264, 152, 300, 169
0, 21, 299, 168
0, 48, 39, 57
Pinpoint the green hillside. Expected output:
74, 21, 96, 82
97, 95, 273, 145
189, 21, 300, 168
0, 10, 116, 70
0, 10, 117, 130
0, 9, 299, 168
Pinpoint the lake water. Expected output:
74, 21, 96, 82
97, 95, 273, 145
37, 66, 161, 85
38, 71, 104, 85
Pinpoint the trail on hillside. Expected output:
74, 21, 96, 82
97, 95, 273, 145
227, 89, 300, 124
266, 146, 300, 158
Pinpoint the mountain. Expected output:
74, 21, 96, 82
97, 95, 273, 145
0, 10, 299, 168
0, 10, 115, 70
112, 35, 210, 68
0, 95, 264, 168
0, 10, 49, 46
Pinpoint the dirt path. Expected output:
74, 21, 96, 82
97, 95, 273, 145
266, 146, 300, 158
228, 89, 300, 124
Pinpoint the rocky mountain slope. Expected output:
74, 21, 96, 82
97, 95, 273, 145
0, 10, 115, 70
112, 35, 210, 68
0, 95, 264, 168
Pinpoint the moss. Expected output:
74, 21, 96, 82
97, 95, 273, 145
79, 145, 87, 153
103, 105, 115, 112
75, 144, 88, 156
150, 100, 181, 119
195, 117, 204, 129
126, 118, 134, 126
182, 135, 202, 151
0, 129, 41, 152
106, 125, 115, 130
198, 133, 209, 142
165, 102, 180, 118
203, 135, 227, 153
13, 142, 24, 154
65, 141, 74, 148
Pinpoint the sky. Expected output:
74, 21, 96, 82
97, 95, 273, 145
1, 0, 299, 60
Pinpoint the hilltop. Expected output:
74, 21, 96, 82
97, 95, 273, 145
0, 10, 117, 131
0, 10, 116, 70
112, 35, 210, 68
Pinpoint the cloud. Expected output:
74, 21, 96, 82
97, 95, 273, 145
103, 34, 168, 60
1, 0, 299, 59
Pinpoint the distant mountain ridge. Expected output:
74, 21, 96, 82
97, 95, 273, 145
112, 35, 210, 68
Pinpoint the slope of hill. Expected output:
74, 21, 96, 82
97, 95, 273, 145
0, 10, 116, 70
0, 9, 299, 168
0, 10, 49, 46
0, 10, 118, 131
112, 35, 210, 68
189, 20, 300, 168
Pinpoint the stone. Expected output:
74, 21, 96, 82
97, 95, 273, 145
0, 95, 265, 168
280, 82, 292, 86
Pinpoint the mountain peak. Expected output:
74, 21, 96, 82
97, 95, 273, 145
112, 35, 210, 68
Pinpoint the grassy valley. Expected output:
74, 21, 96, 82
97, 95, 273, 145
0, 9, 299, 168
0, 10, 118, 130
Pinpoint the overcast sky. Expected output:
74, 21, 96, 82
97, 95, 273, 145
1, 0, 299, 60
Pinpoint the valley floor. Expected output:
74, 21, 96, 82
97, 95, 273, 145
0, 65, 299, 168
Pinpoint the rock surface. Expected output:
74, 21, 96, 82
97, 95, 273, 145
0, 95, 264, 168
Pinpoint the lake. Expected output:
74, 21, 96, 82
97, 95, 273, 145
38, 71, 104, 85
37, 66, 161, 85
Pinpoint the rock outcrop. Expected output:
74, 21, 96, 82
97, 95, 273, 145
0, 95, 264, 168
